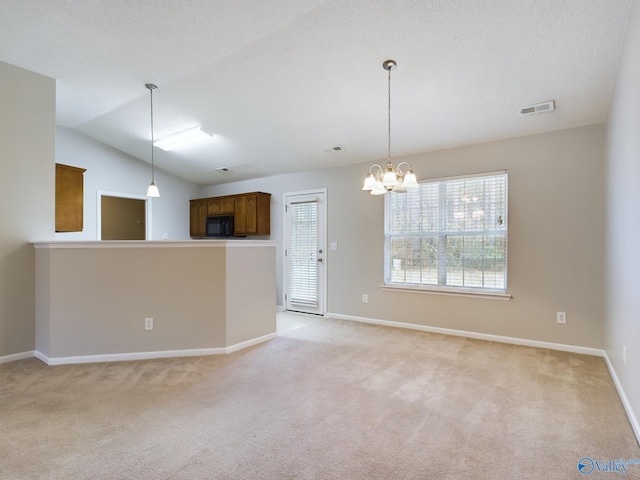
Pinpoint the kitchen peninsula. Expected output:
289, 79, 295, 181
33, 240, 276, 365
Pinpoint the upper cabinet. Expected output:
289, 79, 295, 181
190, 192, 271, 237
208, 196, 235, 216
234, 192, 271, 236
55, 163, 86, 232
189, 199, 207, 237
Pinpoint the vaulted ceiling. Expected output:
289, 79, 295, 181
0, 0, 633, 185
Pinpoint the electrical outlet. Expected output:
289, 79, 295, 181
362, 294, 368, 304
623, 346, 627, 366
144, 317, 153, 331
556, 312, 566, 324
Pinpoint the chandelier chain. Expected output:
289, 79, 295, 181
387, 66, 391, 163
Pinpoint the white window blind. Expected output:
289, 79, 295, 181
385, 171, 508, 293
288, 201, 318, 306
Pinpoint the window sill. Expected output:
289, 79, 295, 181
380, 284, 512, 300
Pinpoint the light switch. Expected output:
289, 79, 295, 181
330, 242, 338, 251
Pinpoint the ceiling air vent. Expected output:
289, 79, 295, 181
520, 100, 555, 115
325, 145, 345, 154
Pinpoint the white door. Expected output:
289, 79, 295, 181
284, 190, 326, 315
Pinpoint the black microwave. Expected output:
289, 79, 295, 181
206, 215, 234, 237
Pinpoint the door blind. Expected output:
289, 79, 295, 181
288, 201, 318, 306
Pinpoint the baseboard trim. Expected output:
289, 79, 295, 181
34, 332, 278, 366
34, 350, 50, 364
35, 348, 226, 366
0, 350, 35, 364
226, 332, 278, 354
603, 352, 640, 445
327, 312, 605, 357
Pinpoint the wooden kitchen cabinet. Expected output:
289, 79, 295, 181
235, 193, 271, 235
207, 196, 235, 215
55, 163, 87, 232
189, 199, 208, 237
189, 192, 271, 237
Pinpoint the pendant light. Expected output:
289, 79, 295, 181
362, 60, 419, 195
145, 83, 160, 197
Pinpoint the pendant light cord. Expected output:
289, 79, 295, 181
144, 83, 159, 197
150, 87, 155, 183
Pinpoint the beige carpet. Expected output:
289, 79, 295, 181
1, 313, 639, 479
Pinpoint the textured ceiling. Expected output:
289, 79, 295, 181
0, 0, 633, 185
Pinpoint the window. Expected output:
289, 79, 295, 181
384, 171, 508, 295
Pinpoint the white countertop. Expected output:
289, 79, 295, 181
32, 240, 277, 249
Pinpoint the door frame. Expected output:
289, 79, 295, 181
283, 188, 328, 316
96, 190, 153, 240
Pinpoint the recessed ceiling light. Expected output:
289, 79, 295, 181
154, 126, 213, 151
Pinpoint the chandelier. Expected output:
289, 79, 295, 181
362, 60, 418, 195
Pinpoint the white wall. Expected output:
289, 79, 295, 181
605, 0, 640, 439
203, 123, 606, 349
34, 242, 276, 360
0, 61, 55, 358
55, 127, 201, 241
